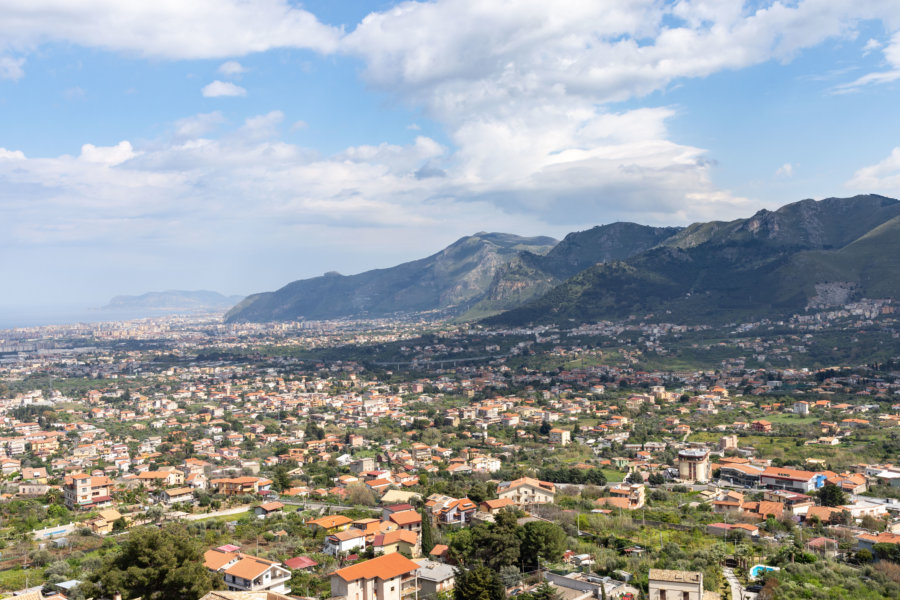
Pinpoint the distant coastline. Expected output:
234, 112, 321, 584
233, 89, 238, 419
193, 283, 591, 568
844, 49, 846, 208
0, 305, 224, 330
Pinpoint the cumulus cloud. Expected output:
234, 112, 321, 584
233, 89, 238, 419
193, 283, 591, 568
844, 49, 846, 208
79, 141, 137, 166
0, 56, 24, 80
776, 163, 794, 177
334, 0, 898, 222
846, 147, 900, 193
218, 61, 247, 77
0, 1, 339, 59
202, 80, 247, 97
0, 147, 26, 160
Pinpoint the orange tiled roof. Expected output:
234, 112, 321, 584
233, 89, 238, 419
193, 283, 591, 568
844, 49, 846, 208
332, 553, 419, 582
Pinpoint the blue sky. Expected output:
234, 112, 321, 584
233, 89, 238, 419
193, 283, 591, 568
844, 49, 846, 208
1, 0, 900, 309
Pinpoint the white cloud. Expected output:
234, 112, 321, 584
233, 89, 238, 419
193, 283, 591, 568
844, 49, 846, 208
833, 31, 900, 93
174, 111, 225, 138
863, 38, 882, 55
291, 120, 308, 131
240, 111, 284, 140
0, 147, 26, 160
0, 56, 24, 80
846, 147, 900, 192
79, 141, 137, 166
0, 1, 339, 59
334, 0, 898, 222
202, 80, 247, 97
776, 163, 794, 177
218, 61, 247, 77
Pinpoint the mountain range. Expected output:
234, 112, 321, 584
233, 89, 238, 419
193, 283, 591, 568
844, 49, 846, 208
104, 290, 244, 313
225, 195, 900, 325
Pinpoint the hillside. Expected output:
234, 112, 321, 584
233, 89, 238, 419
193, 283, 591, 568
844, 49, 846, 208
225, 233, 557, 322
486, 195, 900, 326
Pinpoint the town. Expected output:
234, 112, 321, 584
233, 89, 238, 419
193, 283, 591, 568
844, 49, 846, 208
0, 303, 898, 600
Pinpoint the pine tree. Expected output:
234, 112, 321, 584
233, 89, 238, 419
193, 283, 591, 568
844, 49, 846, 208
421, 507, 435, 554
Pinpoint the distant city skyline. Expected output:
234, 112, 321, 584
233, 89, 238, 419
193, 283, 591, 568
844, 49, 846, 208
2, 1, 900, 308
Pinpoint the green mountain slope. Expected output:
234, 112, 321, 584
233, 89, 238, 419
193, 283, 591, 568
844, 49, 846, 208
486, 195, 900, 326
225, 233, 557, 322
460, 223, 681, 319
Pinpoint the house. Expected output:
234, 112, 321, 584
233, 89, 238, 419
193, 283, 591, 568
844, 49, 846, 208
330, 553, 420, 600
857, 532, 900, 552
751, 420, 772, 433
307, 514, 353, 533
434, 498, 477, 526
222, 557, 291, 593
210, 477, 273, 496
606, 483, 645, 510
255, 501, 284, 518
496, 477, 556, 506
429, 544, 449, 562
138, 469, 185, 487
371, 530, 419, 556
707, 523, 759, 538
479, 498, 515, 514
648, 569, 711, 600
161, 487, 195, 506
389, 509, 423, 536
63, 473, 113, 510
204, 550, 291, 593
324, 529, 366, 556
284, 556, 318, 571
85, 508, 124, 534
414, 559, 455, 598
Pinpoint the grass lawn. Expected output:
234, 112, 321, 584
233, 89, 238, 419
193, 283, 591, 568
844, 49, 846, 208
601, 469, 625, 483
765, 413, 820, 424
0, 568, 30, 592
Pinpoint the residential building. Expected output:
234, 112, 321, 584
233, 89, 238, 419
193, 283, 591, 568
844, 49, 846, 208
204, 550, 291, 594
549, 428, 571, 446
330, 553, 420, 600
678, 449, 710, 484
63, 473, 113, 510
414, 559, 455, 598
324, 529, 366, 556
496, 477, 556, 505
648, 569, 706, 600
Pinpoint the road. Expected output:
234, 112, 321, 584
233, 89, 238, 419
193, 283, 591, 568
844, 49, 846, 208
723, 567, 744, 600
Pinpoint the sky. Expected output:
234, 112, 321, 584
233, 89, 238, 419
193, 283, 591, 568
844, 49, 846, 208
1, 0, 900, 310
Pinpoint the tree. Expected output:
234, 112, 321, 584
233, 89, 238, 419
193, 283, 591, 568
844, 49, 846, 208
520, 520, 566, 570
521, 582, 563, 600
498, 565, 521, 588
345, 482, 376, 506
453, 565, 505, 600
82, 525, 222, 600
539, 421, 552, 436
625, 471, 644, 484
819, 483, 846, 507
272, 465, 292, 492
421, 508, 435, 555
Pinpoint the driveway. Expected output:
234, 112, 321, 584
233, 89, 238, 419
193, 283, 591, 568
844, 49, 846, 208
723, 567, 744, 600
